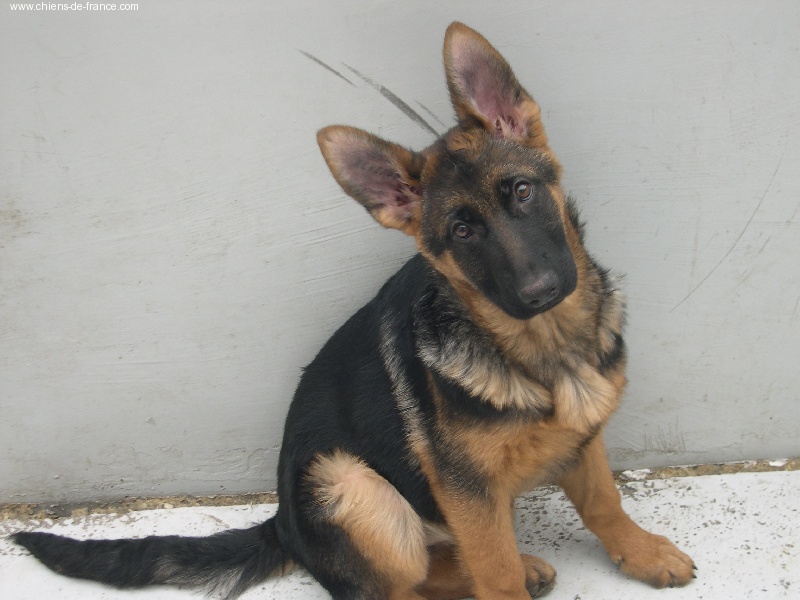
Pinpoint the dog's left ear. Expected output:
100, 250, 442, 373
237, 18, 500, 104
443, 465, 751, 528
317, 126, 424, 236
444, 22, 548, 148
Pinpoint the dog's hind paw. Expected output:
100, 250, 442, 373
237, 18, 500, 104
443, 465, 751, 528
521, 554, 557, 598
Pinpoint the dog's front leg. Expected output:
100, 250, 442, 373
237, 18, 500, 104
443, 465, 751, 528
435, 491, 556, 599
558, 432, 696, 588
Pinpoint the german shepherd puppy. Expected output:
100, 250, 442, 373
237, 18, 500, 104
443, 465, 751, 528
14, 22, 695, 600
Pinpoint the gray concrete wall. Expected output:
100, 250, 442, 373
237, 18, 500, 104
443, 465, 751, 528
2, 1, 798, 504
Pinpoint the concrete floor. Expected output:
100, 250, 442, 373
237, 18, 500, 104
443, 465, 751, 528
1, 469, 798, 599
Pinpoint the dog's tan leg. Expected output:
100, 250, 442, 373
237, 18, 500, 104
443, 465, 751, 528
558, 433, 696, 587
417, 544, 555, 600
428, 494, 555, 600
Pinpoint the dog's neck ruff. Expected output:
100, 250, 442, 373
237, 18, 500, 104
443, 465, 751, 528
413, 274, 626, 432
414, 283, 552, 414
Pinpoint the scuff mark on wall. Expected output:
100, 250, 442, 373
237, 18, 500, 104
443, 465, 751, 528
297, 50, 355, 86
343, 64, 440, 137
644, 426, 687, 454
670, 138, 789, 313
0, 199, 27, 242
415, 100, 448, 129
296, 50, 442, 137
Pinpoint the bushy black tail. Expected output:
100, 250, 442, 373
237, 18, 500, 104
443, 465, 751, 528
13, 517, 290, 599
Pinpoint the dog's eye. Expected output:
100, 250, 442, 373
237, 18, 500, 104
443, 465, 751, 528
514, 180, 534, 202
452, 222, 473, 239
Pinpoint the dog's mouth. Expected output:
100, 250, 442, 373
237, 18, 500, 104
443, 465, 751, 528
516, 293, 568, 319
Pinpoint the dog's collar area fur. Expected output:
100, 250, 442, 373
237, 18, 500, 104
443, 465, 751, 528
411, 266, 626, 432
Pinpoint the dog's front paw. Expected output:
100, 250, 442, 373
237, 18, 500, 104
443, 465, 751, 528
608, 529, 696, 588
521, 554, 556, 598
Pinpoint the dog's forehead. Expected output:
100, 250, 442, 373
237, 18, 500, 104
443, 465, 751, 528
422, 132, 559, 214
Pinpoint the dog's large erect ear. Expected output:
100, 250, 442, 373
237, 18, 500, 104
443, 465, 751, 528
317, 126, 424, 236
444, 22, 548, 147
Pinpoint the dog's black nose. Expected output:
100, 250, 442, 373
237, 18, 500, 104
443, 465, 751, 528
519, 271, 560, 308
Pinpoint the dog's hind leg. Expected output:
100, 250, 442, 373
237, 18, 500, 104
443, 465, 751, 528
303, 450, 429, 600
416, 545, 555, 600
420, 486, 556, 600
416, 544, 472, 600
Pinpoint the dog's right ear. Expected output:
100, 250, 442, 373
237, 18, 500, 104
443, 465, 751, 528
317, 126, 424, 236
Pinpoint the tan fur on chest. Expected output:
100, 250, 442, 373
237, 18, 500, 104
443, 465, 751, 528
450, 367, 623, 496
454, 419, 589, 497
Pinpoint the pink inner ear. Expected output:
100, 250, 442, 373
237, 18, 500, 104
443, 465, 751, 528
340, 140, 421, 219
469, 68, 524, 138
386, 180, 422, 223
450, 42, 526, 138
